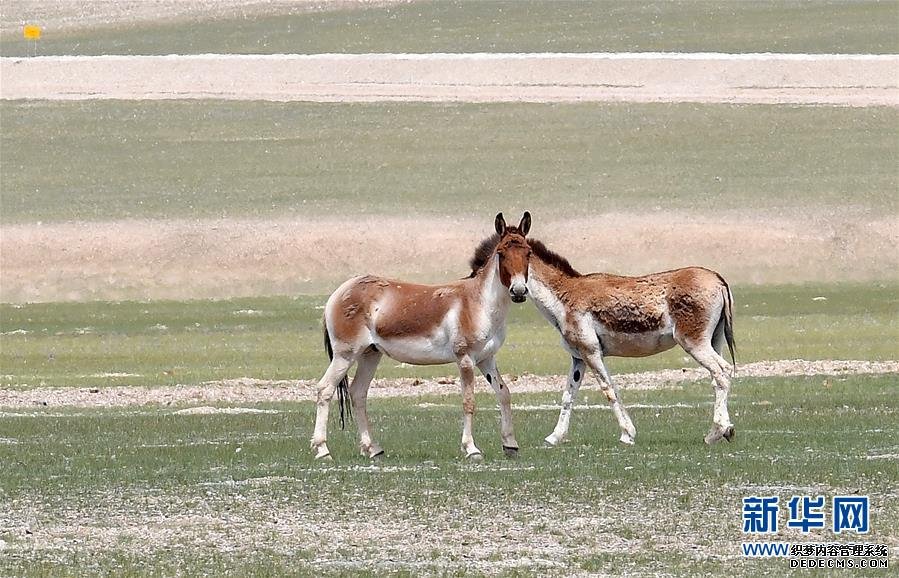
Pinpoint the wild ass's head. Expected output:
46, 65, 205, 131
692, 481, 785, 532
493, 212, 532, 303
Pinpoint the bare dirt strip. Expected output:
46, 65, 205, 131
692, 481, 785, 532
3, 212, 897, 303
2, 52, 897, 105
1, 360, 895, 410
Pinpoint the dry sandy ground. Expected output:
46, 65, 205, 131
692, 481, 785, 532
2, 211, 897, 302
1, 359, 896, 409
3, 52, 898, 106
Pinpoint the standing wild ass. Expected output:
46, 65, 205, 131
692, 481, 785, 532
525, 239, 736, 446
312, 212, 533, 460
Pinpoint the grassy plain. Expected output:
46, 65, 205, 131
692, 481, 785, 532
1, 2, 896, 575
1, 283, 896, 388
2, 100, 896, 223
2, 0, 897, 57
0, 374, 896, 576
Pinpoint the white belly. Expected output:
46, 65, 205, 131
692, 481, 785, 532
374, 335, 458, 365
595, 325, 677, 357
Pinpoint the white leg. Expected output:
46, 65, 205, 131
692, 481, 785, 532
350, 350, 384, 459
686, 343, 735, 444
583, 352, 636, 445
311, 355, 353, 459
458, 355, 482, 460
477, 357, 518, 456
545, 356, 586, 447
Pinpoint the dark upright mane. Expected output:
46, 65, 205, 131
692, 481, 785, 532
528, 238, 581, 277
467, 234, 501, 278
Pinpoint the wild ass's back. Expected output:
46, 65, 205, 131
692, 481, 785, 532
574, 267, 733, 359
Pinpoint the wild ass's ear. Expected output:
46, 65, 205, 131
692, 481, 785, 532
494, 212, 506, 236
518, 211, 531, 236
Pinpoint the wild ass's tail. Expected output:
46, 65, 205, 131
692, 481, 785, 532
322, 319, 351, 429
715, 275, 737, 375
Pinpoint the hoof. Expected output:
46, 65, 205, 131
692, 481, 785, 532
315, 452, 333, 461
502, 445, 519, 458
619, 432, 635, 446
544, 435, 560, 447
370, 449, 385, 460
313, 445, 332, 460
361, 445, 385, 459
704, 425, 728, 445
723, 426, 735, 442
466, 452, 484, 462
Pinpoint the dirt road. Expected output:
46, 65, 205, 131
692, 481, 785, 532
3, 53, 898, 105
1, 359, 896, 409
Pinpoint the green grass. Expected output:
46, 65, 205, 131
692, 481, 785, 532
0, 375, 896, 576
2, 0, 896, 56
1, 283, 896, 388
2, 101, 896, 223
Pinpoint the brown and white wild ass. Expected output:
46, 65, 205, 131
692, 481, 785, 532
525, 239, 736, 446
312, 212, 533, 460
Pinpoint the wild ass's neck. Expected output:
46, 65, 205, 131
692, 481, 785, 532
527, 257, 572, 332
474, 253, 511, 327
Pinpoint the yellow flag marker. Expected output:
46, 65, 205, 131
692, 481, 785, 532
23, 25, 42, 40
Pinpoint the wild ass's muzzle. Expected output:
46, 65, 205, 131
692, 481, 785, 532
510, 276, 528, 303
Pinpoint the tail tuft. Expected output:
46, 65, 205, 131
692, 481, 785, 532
323, 320, 350, 429
720, 282, 736, 375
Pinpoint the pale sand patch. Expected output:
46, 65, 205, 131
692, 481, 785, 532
2, 53, 897, 106
1, 212, 896, 303
0, 359, 895, 409
514, 402, 705, 411
867, 454, 899, 460
171, 406, 280, 416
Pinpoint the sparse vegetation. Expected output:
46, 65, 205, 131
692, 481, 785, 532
1, 283, 897, 388
0, 375, 896, 576
2, 0, 896, 56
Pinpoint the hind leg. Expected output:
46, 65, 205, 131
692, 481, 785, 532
311, 354, 354, 459
711, 316, 734, 376
683, 340, 734, 444
545, 356, 586, 447
350, 349, 384, 459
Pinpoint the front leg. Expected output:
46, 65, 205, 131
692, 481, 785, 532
458, 355, 483, 460
581, 350, 636, 445
477, 356, 519, 457
545, 356, 586, 447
